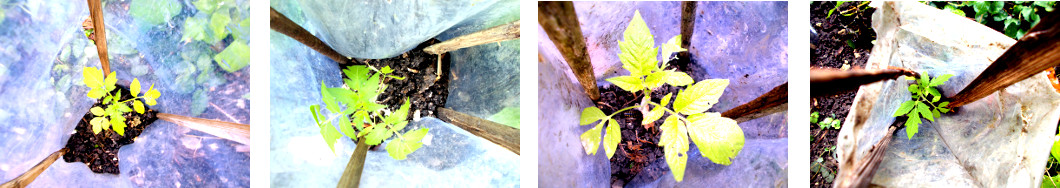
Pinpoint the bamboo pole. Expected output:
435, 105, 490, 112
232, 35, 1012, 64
810, 68, 917, 97
336, 139, 369, 188
157, 113, 250, 145
539, 1, 600, 101
86, 0, 110, 75
437, 107, 519, 154
721, 82, 787, 123
834, 121, 900, 188
679, 1, 696, 60
949, 11, 1060, 108
270, 7, 351, 65
424, 20, 520, 55
0, 149, 66, 188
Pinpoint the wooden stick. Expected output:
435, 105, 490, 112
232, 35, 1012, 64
336, 139, 369, 188
834, 121, 899, 188
679, 1, 696, 60
810, 68, 916, 97
157, 113, 250, 145
539, 1, 601, 101
0, 149, 66, 188
437, 107, 519, 154
949, 11, 1060, 108
86, 0, 110, 75
270, 7, 351, 65
424, 20, 520, 55
721, 82, 787, 123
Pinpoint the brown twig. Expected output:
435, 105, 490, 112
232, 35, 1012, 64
721, 82, 787, 123
834, 121, 900, 188
86, 0, 110, 75
539, 1, 600, 101
157, 113, 249, 145
437, 107, 519, 154
423, 20, 520, 55
679, 1, 696, 60
270, 7, 351, 65
337, 139, 369, 188
810, 67, 917, 97
0, 149, 66, 188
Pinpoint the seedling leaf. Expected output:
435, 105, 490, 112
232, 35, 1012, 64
618, 11, 657, 77
580, 107, 607, 125
603, 119, 621, 159
673, 79, 729, 115
687, 113, 744, 165
130, 78, 141, 96
606, 75, 644, 92
386, 128, 428, 160
659, 116, 689, 181
580, 121, 604, 155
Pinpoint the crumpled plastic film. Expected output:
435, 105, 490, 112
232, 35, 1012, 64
436, 0, 521, 121
538, 1, 787, 187
299, 0, 498, 59
836, 2, 1060, 187
0, 0, 251, 187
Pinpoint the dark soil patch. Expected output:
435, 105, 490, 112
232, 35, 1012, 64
342, 38, 450, 135
810, 2, 876, 187
63, 85, 159, 174
597, 60, 695, 186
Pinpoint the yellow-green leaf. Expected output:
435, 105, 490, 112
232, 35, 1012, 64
606, 75, 644, 92
133, 101, 145, 114
687, 113, 744, 165
580, 121, 604, 155
660, 93, 673, 107
642, 106, 665, 125
580, 107, 607, 125
905, 112, 921, 139
659, 35, 687, 62
91, 117, 106, 134
917, 101, 933, 122
643, 71, 667, 89
104, 71, 117, 92
659, 116, 689, 182
145, 84, 161, 106
320, 122, 342, 154
386, 128, 429, 160
673, 79, 729, 115
663, 70, 693, 87
90, 107, 105, 116
111, 117, 127, 136
603, 119, 621, 159
893, 100, 916, 117
618, 10, 658, 77
82, 67, 104, 89
130, 78, 141, 97
365, 124, 393, 145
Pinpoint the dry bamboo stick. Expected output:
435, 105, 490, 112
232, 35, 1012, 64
423, 21, 520, 55
539, 1, 600, 101
437, 107, 519, 154
722, 82, 787, 123
86, 0, 110, 75
157, 113, 249, 145
336, 139, 369, 188
270, 7, 351, 65
0, 149, 66, 188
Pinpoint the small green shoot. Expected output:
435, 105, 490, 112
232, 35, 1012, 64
893, 72, 953, 139
82, 67, 160, 136
578, 10, 744, 182
310, 65, 426, 160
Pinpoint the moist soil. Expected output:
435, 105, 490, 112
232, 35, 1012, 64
63, 85, 159, 174
597, 58, 697, 186
342, 38, 450, 136
810, 2, 876, 187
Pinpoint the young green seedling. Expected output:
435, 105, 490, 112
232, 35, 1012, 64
81, 67, 161, 136
578, 10, 745, 182
310, 65, 426, 160
893, 72, 953, 139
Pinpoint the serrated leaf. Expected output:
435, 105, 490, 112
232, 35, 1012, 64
663, 70, 693, 86
320, 82, 339, 113
130, 78, 141, 97
659, 116, 689, 182
687, 113, 744, 165
104, 71, 117, 92
606, 75, 644, 92
905, 112, 921, 139
908, 84, 919, 94
618, 10, 658, 77
83, 67, 104, 89
365, 124, 393, 145
643, 71, 667, 89
91, 117, 105, 134
91, 107, 105, 116
130, 0, 182, 25
581, 107, 607, 125
116, 102, 132, 113
111, 116, 127, 136
580, 121, 604, 155
603, 119, 621, 159
917, 101, 934, 122
930, 74, 954, 87
145, 84, 160, 106
338, 114, 356, 138
215, 41, 250, 73
894, 100, 915, 117
939, 101, 949, 108
659, 35, 687, 63
386, 99, 412, 126
673, 79, 729, 115
320, 122, 342, 154
386, 128, 429, 160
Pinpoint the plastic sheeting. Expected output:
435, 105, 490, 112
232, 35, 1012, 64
836, 2, 1060, 187
538, 1, 787, 187
269, 0, 520, 187
0, 0, 250, 187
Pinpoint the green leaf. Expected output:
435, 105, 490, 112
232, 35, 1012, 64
939, 107, 950, 113
320, 122, 342, 154
192, 0, 223, 14
580, 107, 607, 125
111, 116, 127, 136
1052, 137, 1060, 162
129, 0, 183, 26
580, 121, 604, 155
663, 70, 693, 87
130, 78, 142, 97
209, 11, 232, 42
214, 41, 250, 73
930, 74, 953, 86
487, 107, 520, 129
810, 112, 820, 123
90, 107, 105, 116
606, 75, 644, 92
115, 102, 132, 113
380, 66, 394, 74
365, 124, 393, 145
642, 106, 665, 125
932, 108, 941, 118
91, 117, 106, 134
673, 79, 729, 115
659, 116, 689, 182
145, 84, 161, 106
660, 93, 673, 107
617, 10, 658, 77
905, 112, 921, 139
182, 15, 209, 42
643, 71, 668, 89
133, 101, 145, 114
917, 101, 934, 122
319, 82, 339, 113
386, 128, 428, 160
659, 35, 687, 62
687, 113, 744, 165
385, 99, 412, 126
908, 84, 919, 94
603, 119, 621, 159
